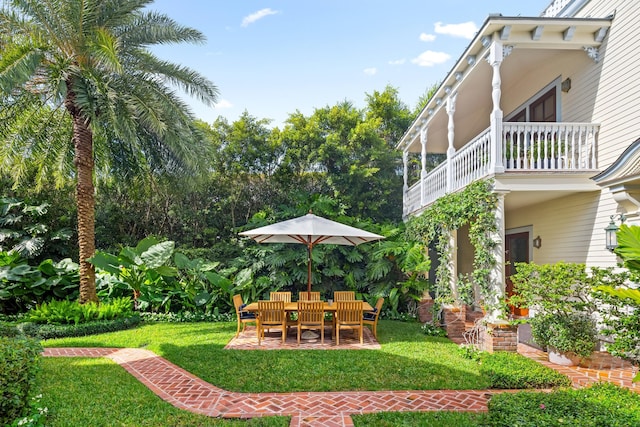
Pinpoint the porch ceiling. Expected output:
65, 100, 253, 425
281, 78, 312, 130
399, 15, 613, 153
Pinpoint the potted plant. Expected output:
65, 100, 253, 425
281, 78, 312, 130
530, 312, 597, 365
509, 262, 598, 365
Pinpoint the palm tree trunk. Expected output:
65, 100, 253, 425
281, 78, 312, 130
65, 86, 98, 304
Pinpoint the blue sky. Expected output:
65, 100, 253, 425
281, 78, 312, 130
150, 1, 550, 128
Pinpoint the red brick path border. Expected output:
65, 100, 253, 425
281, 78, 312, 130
42, 344, 639, 427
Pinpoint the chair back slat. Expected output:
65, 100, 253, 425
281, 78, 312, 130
270, 291, 292, 302
233, 294, 243, 314
298, 291, 321, 301
298, 301, 324, 323
336, 300, 363, 323
334, 291, 355, 301
258, 300, 285, 324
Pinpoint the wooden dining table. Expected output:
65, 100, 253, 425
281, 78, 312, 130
243, 300, 373, 313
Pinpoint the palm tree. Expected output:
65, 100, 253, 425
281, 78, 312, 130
0, 0, 218, 303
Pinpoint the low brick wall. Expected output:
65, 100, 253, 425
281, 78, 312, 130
481, 322, 518, 353
579, 351, 633, 369
417, 298, 434, 323
442, 305, 466, 340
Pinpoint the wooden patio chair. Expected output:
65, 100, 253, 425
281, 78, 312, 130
333, 300, 364, 345
363, 297, 384, 339
298, 291, 321, 301
270, 291, 292, 302
257, 300, 287, 345
333, 291, 355, 301
297, 301, 325, 344
270, 291, 295, 326
233, 294, 256, 337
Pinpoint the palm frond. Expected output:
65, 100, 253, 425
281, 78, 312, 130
0, 43, 45, 92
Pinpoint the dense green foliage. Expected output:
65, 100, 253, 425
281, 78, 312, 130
487, 383, 640, 427
25, 297, 133, 325
0, 196, 72, 260
0, 336, 42, 426
17, 315, 141, 340
405, 180, 499, 311
510, 262, 599, 356
594, 224, 640, 374
355, 383, 640, 427
0, 251, 79, 314
479, 351, 572, 389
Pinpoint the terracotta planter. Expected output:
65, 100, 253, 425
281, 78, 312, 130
547, 347, 581, 366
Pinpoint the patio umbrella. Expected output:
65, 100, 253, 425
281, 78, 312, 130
239, 212, 384, 295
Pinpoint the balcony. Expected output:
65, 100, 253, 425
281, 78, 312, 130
404, 122, 599, 216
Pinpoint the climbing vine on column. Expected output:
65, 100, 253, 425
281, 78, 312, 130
405, 179, 500, 311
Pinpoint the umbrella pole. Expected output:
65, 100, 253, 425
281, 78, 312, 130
307, 244, 312, 299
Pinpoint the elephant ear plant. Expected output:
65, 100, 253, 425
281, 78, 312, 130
509, 262, 598, 360
88, 237, 177, 309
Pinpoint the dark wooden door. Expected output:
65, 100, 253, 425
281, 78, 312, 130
505, 232, 529, 316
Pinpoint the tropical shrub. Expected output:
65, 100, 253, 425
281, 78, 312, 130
88, 237, 177, 308
510, 262, 598, 357
530, 312, 597, 358
0, 336, 42, 426
0, 252, 79, 314
0, 196, 72, 260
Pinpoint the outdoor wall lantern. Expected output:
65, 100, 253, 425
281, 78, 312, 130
605, 214, 626, 252
561, 77, 572, 93
533, 235, 542, 249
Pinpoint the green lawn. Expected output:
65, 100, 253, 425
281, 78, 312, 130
44, 320, 491, 392
38, 357, 289, 427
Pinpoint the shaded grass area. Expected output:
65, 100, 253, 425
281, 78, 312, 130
44, 320, 491, 392
353, 411, 489, 426
38, 357, 290, 427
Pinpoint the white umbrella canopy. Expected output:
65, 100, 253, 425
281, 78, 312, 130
239, 212, 385, 294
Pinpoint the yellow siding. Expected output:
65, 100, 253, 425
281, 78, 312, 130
505, 191, 620, 267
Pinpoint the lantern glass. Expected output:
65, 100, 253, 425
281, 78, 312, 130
605, 220, 619, 252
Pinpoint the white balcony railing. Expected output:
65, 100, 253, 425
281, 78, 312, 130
503, 122, 598, 171
404, 122, 599, 216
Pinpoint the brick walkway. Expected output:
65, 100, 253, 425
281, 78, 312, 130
42, 343, 639, 427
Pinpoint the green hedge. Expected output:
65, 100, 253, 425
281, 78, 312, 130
481, 351, 572, 389
17, 314, 141, 339
488, 382, 640, 426
0, 336, 42, 426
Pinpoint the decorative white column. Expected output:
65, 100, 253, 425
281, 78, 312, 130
402, 150, 409, 216
420, 126, 428, 205
445, 93, 457, 192
488, 190, 509, 321
487, 40, 505, 174
449, 228, 459, 303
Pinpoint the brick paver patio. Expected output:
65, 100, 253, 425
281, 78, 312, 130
43, 341, 639, 427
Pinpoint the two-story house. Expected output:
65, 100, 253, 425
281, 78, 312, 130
397, 0, 640, 320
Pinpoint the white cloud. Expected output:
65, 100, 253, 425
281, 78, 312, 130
214, 99, 233, 109
411, 50, 451, 67
388, 59, 406, 66
363, 67, 377, 76
241, 8, 279, 27
434, 21, 478, 39
419, 33, 436, 42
